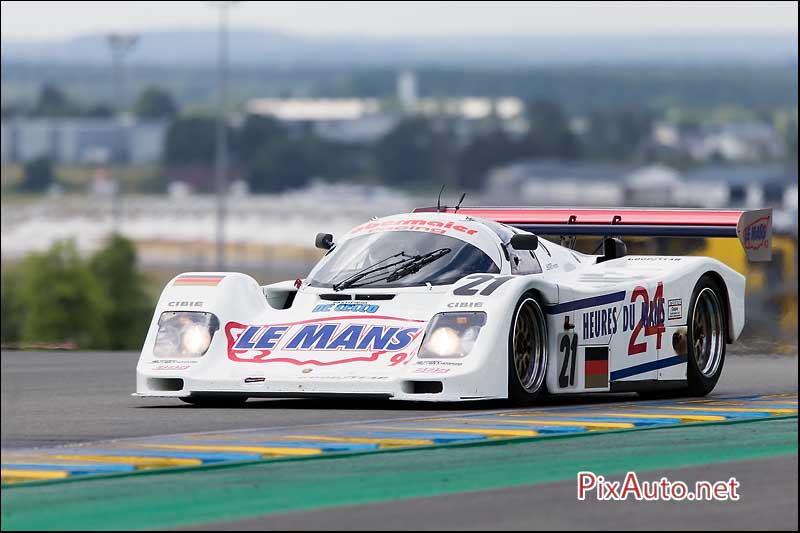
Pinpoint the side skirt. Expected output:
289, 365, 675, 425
610, 379, 687, 393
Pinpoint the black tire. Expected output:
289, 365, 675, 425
686, 275, 727, 396
179, 395, 248, 407
508, 293, 550, 405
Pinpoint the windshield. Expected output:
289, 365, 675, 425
308, 231, 499, 289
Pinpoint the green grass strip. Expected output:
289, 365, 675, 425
1, 416, 796, 530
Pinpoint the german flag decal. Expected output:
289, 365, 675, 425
173, 275, 225, 287
585, 346, 609, 388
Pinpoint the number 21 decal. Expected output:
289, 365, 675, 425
558, 332, 578, 388
453, 275, 514, 296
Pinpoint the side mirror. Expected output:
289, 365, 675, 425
315, 233, 334, 250
510, 233, 538, 251
601, 237, 627, 262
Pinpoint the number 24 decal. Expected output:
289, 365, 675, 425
628, 282, 666, 356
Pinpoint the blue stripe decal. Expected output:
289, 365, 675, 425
544, 291, 626, 314
610, 355, 686, 380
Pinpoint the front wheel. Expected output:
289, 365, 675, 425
686, 276, 727, 396
180, 395, 249, 407
508, 294, 549, 404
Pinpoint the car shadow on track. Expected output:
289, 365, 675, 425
136, 392, 643, 411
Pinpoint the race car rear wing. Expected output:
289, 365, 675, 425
413, 207, 773, 261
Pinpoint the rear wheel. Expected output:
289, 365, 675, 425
508, 294, 549, 404
686, 276, 727, 396
180, 395, 249, 407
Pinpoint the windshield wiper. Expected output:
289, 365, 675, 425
342, 248, 451, 290
332, 251, 410, 292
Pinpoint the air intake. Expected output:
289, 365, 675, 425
402, 381, 443, 394
147, 378, 184, 392
319, 294, 352, 301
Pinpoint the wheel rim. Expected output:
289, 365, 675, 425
512, 298, 547, 393
691, 288, 724, 377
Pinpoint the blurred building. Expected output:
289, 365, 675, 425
396, 70, 418, 108
484, 159, 798, 225
245, 97, 400, 144
624, 164, 685, 206
684, 164, 797, 208
246, 71, 524, 145
650, 121, 786, 163
684, 164, 798, 234
1, 117, 167, 164
484, 160, 631, 206
245, 95, 525, 145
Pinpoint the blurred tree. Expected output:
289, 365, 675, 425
18, 241, 109, 348
524, 100, 580, 159
247, 138, 322, 192
164, 116, 218, 165
237, 114, 289, 164
19, 157, 54, 193
583, 109, 654, 159
134, 87, 179, 119
0, 266, 23, 344
316, 141, 373, 183
1, 102, 27, 118
85, 103, 114, 118
376, 117, 454, 185
456, 129, 523, 190
785, 116, 798, 162
675, 116, 703, 136
34, 83, 77, 117
89, 235, 153, 350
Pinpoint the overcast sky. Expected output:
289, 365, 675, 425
1, 1, 797, 41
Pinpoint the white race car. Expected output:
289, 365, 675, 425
136, 207, 772, 405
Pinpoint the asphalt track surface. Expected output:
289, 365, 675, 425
1, 350, 797, 449
194, 456, 798, 531
1, 349, 798, 530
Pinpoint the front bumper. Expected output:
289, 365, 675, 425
135, 369, 499, 402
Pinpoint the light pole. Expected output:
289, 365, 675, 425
106, 33, 138, 234
210, 2, 238, 271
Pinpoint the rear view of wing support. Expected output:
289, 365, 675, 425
413, 207, 772, 261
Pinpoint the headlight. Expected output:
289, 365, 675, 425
153, 312, 220, 358
418, 312, 487, 359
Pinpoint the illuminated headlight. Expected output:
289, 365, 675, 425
153, 312, 220, 358
418, 312, 487, 359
